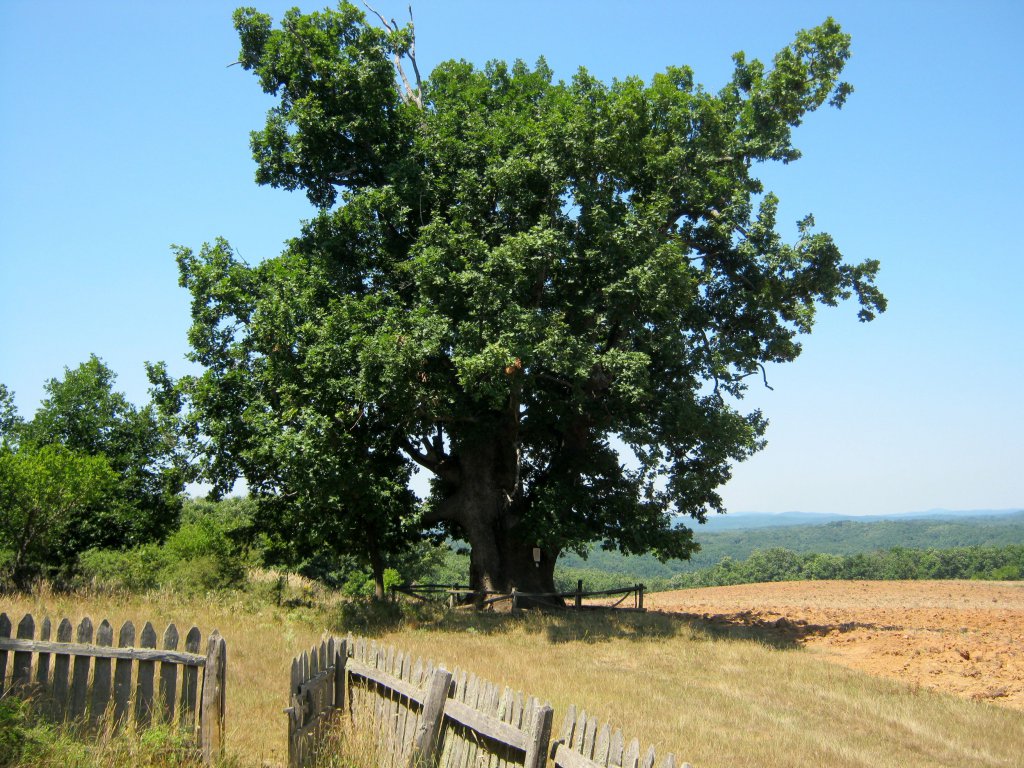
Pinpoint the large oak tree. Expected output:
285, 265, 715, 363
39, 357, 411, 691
168, 4, 885, 597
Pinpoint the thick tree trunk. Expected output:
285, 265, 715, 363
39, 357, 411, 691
414, 397, 570, 608
440, 433, 562, 607
469, 529, 560, 608
369, 546, 386, 601
464, 516, 558, 594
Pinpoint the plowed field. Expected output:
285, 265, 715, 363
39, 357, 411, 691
645, 580, 1024, 709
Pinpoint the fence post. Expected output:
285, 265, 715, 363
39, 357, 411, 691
286, 655, 301, 768
334, 636, 348, 711
409, 665, 452, 767
511, 588, 519, 613
0, 614, 10, 695
575, 580, 583, 610
637, 584, 645, 611
200, 630, 227, 765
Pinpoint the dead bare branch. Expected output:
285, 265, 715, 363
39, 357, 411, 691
364, 1, 423, 109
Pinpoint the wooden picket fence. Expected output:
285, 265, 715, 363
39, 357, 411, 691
0, 612, 226, 764
286, 635, 553, 768
551, 706, 687, 768
286, 636, 688, 768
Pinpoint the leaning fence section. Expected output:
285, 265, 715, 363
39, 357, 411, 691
0, 612, 225, 764
551, 705, 689, 768
285, 636, 347, 768
287, 635, 553, 768
344, 637, 450, 768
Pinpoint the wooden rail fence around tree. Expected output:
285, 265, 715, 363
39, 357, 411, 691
392, 581, 645, 612
0, 612, 226, 764
287, 635, 554, 768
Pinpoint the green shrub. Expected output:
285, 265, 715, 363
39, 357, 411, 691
78, 544, 167, 592
984, 564, 1021, 580
77, 515, 248, 595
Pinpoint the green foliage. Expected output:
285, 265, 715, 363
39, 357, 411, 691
77, 544, 166, 592
333, 598, 444, 636
338, 567, 401, 597
558, 512, 1024, 579
166, 4, 885, 592
1, 357, 186, 585
0, 695, 36, 767
0, 384, 21, 444
0, 443, 118, 587
0, 693, 209, 768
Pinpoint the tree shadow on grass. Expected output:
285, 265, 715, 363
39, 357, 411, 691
657, 609, 897, 650
336, 599, 888, 649
441, 606, 886, 650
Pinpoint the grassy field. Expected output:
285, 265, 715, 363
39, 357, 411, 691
2, 584, 1022, 768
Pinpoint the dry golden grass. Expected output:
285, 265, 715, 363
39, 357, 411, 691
369, 610, 1024, 768
3, 587, 1022, 768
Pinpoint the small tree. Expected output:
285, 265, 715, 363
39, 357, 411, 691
0, 443, 117, 587
24, 356, 185, 551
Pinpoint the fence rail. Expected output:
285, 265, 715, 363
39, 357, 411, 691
0, 612, 225, 764
392, 581, 645, 611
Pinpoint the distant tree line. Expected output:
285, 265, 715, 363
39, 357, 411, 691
556, 513, 1024, 580
663, 545, 1024, 589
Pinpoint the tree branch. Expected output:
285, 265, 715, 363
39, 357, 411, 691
399, 435, 436, 472
406, 5, 424, 102
363, 1, 423, 109
400, 434, 460, 484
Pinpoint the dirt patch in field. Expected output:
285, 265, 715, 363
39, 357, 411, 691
644, 580, 1024, 709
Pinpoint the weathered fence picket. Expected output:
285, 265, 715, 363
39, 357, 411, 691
90, 619, 114, 724
113, 621, 135, 724
52, 618, 73, 712
199, 629, 227, 764
136, 621, 157, 725
0, 612, 225, 765
0, 613, 9, 691
69, 616, 93, 720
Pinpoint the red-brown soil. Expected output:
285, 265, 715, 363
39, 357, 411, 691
645, 580, 1024, 709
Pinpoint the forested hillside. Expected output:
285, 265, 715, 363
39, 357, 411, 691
557, 511, 1024, 581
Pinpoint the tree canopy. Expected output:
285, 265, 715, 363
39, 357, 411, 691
166, 4, 885, 597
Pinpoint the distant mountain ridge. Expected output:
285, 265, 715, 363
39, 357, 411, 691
558, 509, 1024, 580
690, 508, 1024, 531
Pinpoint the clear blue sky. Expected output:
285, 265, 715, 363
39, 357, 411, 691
2, 1, 1021, 516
